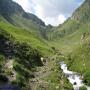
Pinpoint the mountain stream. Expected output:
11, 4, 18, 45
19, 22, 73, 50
60, 61, 90, 90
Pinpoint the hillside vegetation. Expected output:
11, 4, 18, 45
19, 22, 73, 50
48, 0, 90, 86
0, 0, 53, 89
0, 0, 90, 89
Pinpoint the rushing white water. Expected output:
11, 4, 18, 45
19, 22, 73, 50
60, 61, 90, 90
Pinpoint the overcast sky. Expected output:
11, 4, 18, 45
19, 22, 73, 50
13, 0, 84, 26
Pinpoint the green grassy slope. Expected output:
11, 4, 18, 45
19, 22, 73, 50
0, 0, 47, 39
0, 20, 72, 89
0, 19, 53, 89
0, 29, 42, 89
48, 0, 90, 86
0, 18, 52, 55
0, 0, 54, 89
67, 37, 90, 86
0, 0, 90, 89
48, 0, 90, 54
0, 2, 53, 88
10, 13, 47, 38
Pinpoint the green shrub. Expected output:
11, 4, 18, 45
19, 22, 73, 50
15, 74, 26, 88
80, 86, 87, 90
0, 55, 5, 72
14, 42, 43, 68
13, 62, 34, 79
84, 71, 90, 86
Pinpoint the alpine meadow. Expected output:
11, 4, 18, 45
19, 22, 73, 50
0, 0, 90, 90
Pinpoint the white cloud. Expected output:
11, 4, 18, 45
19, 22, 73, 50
34, 4, 44, 19
13, 0, 31, 12
13, 0, 84, 26
42, 14, 66, 26
58, 15, 66, 24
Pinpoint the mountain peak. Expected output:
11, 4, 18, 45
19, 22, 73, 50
72, 0, 90, 23
0, 0, 24, 16
0, 0, 45, 26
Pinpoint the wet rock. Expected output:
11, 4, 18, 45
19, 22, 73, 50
73, 82, 77, 85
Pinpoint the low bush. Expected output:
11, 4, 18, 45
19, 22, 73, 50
84, 71, 90, 86
80, 86, 87, 90
0, 74, 8, 83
